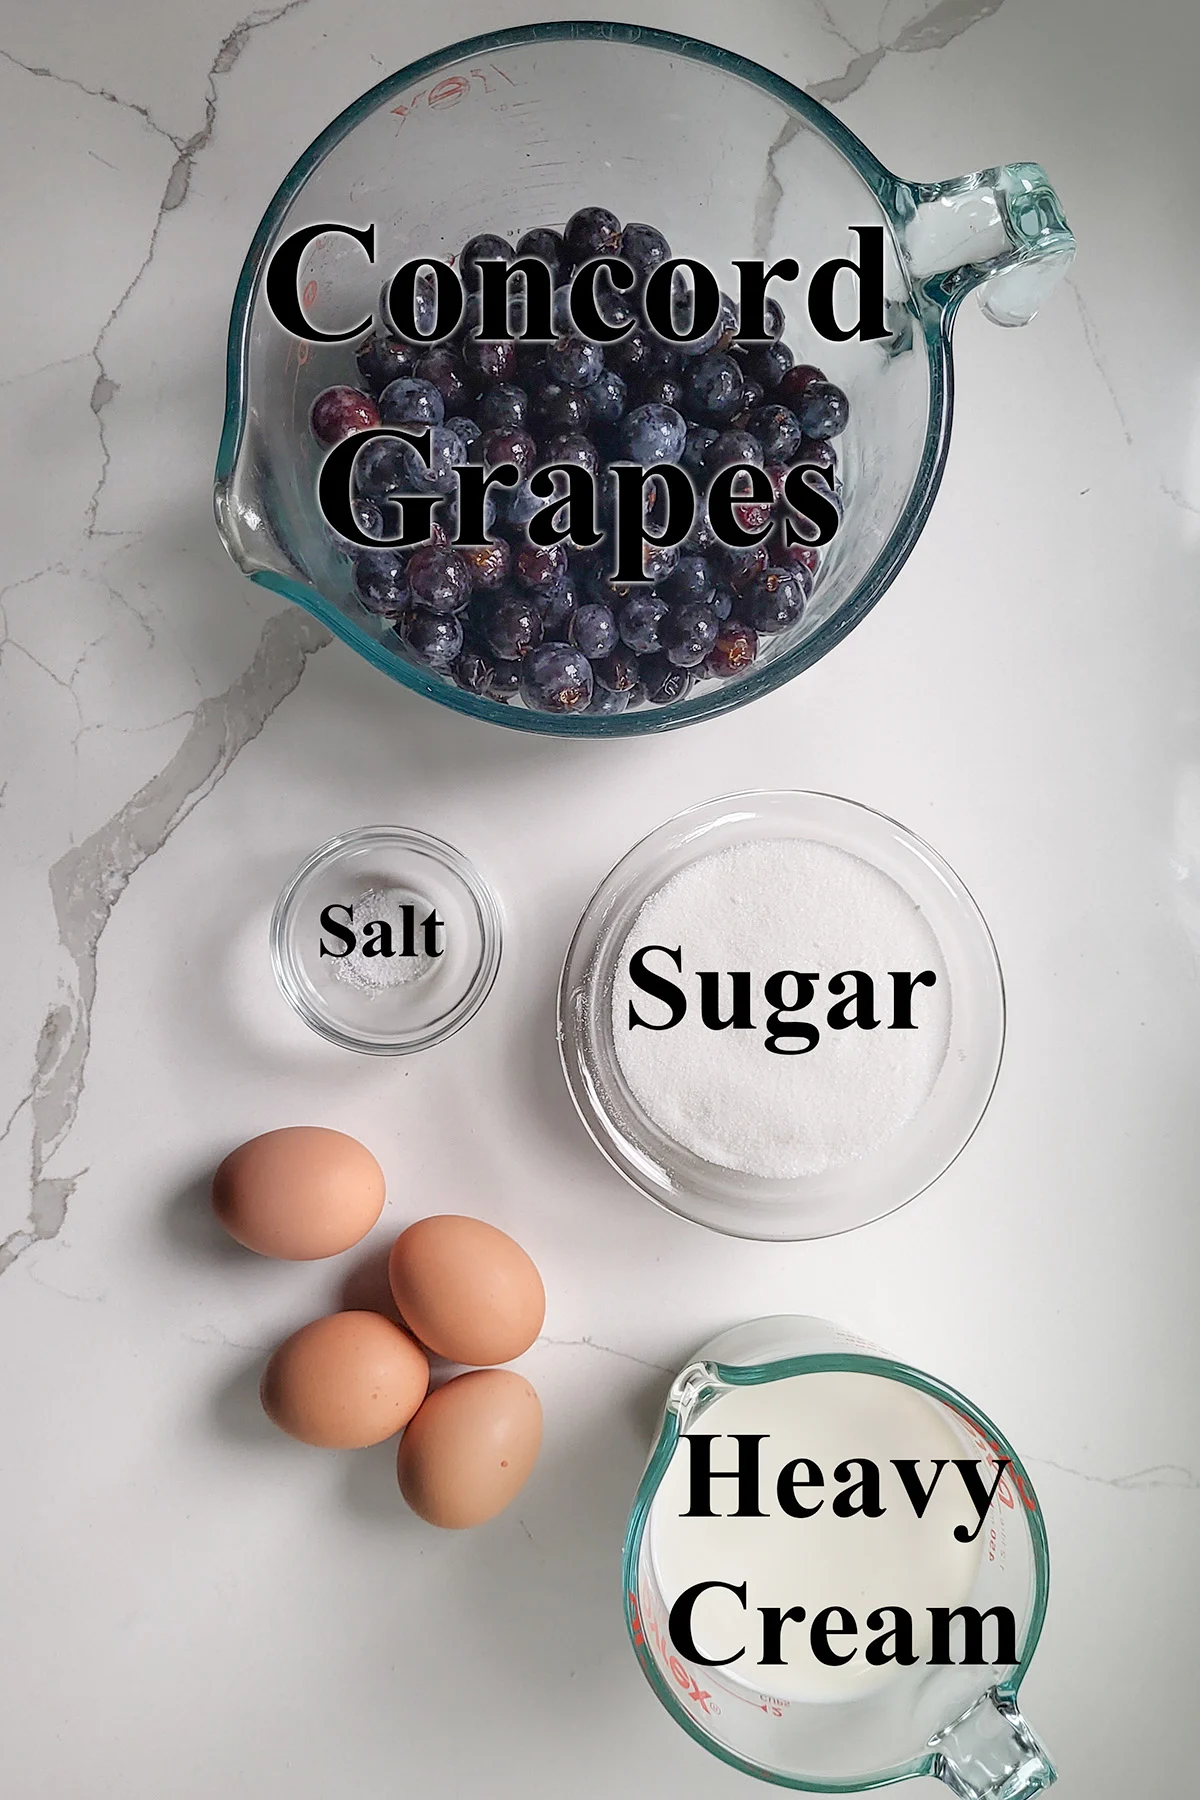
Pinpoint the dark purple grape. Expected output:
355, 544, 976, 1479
543, 432, 600, 478
499, 477, 543, 533
353, 549, 407, 614
398, 424, 466, 496
778, 363, 825, 409
356, 334, 418, 394
489, 656, 522, 695
707, 621, 759, 677
776, 540, 821, 578
379, 377, 445, 426
539, 581, 579, 640
675, 290, 738, 361
606, 332, 651, 383
569, 601, 618, 660
711, 584, 734, 621
683, 425, 718, 475
454, 648, 497, 696
519, 642, 593, 713
665, 555, 715, 608
547, 335, 604, 389
406, 545, 470, 612
458, 538, 510, 591
310, 386, 379, 446
762, 297, 785, 341
734, 381, 765, 426
380, 268, 440, 342
718, 542, 772, 592
640, 653, 694, 705
587, 684, 632, 716
740, 566, 808, 633
745, 340, 793, 390
641, 336, 681, 381
564, 206, 622, 266
327, 495, 387, 551
748, 404, 803, 463
638, 374, 686, 412
618, 592, 670, 654
797, 436, 838, 478
662, 601, 719, 667
515, 227, 568, 286
641, 540, 679, 585
620, 403, 687, 464
479, 427, 536, 479
463, 336, 517, 384
460, 233, 514, 287
354, 436, 411, 503
482, 594, 543, 661
446, 414, 482, 454
685, 352, 744, 423
592, 645, 639, 693
704, 429, 763, 475
620, 222, 671, 283
415, 347, 472, 414
402, 607, 463, 671
477, 385, 530, 434
536, 385, 591, 434
515, 543, 569, 594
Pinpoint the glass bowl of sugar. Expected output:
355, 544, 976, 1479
271, 825, 502, 1053
558, 792, 1004, 1240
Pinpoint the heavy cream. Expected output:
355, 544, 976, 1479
648, 1370, 991, 1704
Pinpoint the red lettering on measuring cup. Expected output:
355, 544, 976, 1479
667, 1657, 713, 1714
628, 1592, 645, 1648
946, 1405, 1037, 1514
428, 75, 469, 108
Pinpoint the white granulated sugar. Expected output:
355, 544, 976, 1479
328, 887, 435, 994
612, 838, 950, 1179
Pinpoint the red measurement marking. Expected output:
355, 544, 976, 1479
393, 66, 515, 127
947, 1406, 1036, 1514
301, 279, 318, 307
429, 73, 469, 108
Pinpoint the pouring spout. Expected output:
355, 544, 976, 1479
929, 1689, 1056, 1800
898, 161, 1075, 327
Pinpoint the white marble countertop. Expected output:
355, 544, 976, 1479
1, 1, 1196, 1794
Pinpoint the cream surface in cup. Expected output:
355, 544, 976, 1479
648, 1370, 985, 1705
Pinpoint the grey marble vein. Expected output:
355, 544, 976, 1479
0, 45, 180, 145
0, 607, 330, 1278
537, 1335, 675, 1377
85, 0, 320, 533
1032, 1458, 1200, 1493
808, 0, 1009, 104
1068, 279, 1134, 448
753, 114, 804, 261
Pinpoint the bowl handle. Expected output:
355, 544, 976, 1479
928, 1689, 1056, 1798
896, 162, 1074, 326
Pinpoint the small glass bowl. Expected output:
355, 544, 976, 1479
557, 791, 1004, 1240
270, 826, 502, 1054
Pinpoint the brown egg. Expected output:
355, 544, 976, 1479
261, 1311, 429, 1448
212, 1126, 384, 1260
387, 1214, 545, 1365
397, 1368, 542, 1527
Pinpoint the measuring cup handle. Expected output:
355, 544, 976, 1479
896, 162, 1075, 326
928, 1689, 1056, 1799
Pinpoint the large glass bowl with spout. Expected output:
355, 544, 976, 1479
215, 22, 1074, 736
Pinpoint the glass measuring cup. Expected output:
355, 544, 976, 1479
214, 21, 1074, 736
623, 1316, 1053, 1795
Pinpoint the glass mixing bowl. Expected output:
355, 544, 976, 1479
215, 22, 1074, 736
